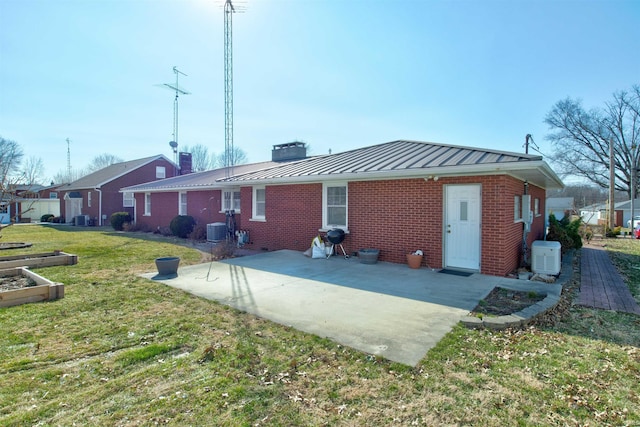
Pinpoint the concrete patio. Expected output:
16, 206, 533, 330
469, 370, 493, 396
142, 250, 562, 366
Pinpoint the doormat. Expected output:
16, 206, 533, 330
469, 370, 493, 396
439, 269, 473, 277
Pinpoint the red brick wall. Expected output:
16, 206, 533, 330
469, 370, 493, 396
133, 189, 233, 230
348, 179, 443, 267
240, 184, 323, 251
237, 175, 545, 277
186, 191, 239, 228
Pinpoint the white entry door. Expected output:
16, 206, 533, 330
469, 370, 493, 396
444, 184, 481, 270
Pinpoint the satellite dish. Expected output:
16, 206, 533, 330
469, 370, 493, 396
169, 141, 178, 148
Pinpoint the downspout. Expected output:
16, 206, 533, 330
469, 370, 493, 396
95, 188, 102, 226
522, 181, 530, 267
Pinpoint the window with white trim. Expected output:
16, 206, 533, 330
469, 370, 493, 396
323, 183, 348, 229
534, 198, 540, 217
179, 192, 187, 215
123, 192, 134, 207
252, 187, 266, 220
156, 166, 166, 179
49, 192, 58, 199
514, 195, 522, 222
222, 190, 241, 212
144, 193, 151, 216
87, 191, 92, 208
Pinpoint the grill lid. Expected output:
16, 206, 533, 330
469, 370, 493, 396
326, 228, 345, 244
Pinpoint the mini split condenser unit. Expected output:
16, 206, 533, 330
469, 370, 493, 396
531, 240, 561, 276
207, 222, 227, 242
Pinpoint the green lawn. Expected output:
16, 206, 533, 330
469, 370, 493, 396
1, 225, 638, 426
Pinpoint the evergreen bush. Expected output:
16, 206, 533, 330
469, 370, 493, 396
170, 215, 196, 238
40, 214, 55, 222
546, 213, 583, 252
110, 212, 132, 231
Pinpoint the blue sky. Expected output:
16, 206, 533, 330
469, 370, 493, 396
1, 0, 639, 183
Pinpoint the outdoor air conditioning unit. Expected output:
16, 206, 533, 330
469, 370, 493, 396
531, 240, 561, 276
75, 215, 90, 226
207, 222, 227, 242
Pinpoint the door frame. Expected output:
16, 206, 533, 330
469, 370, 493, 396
443, 183, 481, 271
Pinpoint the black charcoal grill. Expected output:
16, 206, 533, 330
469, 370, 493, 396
326, 228, 349, 259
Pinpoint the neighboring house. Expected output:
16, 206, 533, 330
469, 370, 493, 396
0, 183, 62, 223
60, 155, 177, 225
580, 202, 606, 225
121, 160, 290, 230
546, 197, 575, 221
581, 198, 640, 227
123, 140, 563, 277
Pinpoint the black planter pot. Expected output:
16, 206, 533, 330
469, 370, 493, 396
155, 257, 180, 277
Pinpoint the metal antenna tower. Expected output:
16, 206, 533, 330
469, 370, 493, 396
66, 138, 71, 179
224, 0, 235, 177
223, 1, 245, 175
158, 67, 190, 163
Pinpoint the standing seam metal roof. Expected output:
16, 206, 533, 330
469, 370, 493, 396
223, 140, 543, 182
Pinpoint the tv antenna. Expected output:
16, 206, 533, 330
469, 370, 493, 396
157, 66, 190, 163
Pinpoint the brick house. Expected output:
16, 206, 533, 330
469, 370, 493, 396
123, 141, 563, 276
120, 160, 286, 231
0, 183, 64, 223
59, 155, 177, 226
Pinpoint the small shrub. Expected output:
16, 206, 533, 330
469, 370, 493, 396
169, 215, 196, 238
154, 226, 173, 237
211, 240, 236, 260
40, 214, 55, 222
124, 222, 152, 233
110, 212, 132, 231
605, 227, 621, 238
188, 224, 207, 242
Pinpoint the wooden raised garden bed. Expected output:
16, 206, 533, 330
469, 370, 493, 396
0, 267, 64, 308
0, 251, 78, 270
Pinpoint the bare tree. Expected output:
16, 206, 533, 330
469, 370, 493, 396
213, 147, 248, 169
545, 85, 640, 198
52, 153, 123, 184
181, 144, 214, 172
0, 137, 23, 230
21, 156, 45, 186
52, 168, 83, 185
0, 138, 46, 227
0, 136, 24, 190
86, 153, 124, 172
